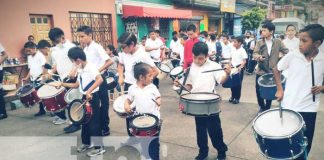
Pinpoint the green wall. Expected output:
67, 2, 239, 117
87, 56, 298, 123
131, 0, 172, 5
137, 18, 150, 40
116, 15, 125, 39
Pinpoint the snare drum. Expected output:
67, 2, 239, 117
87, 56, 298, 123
170, 66, 184, 80
258, 73, 286, 100
157, 63, 171, 80
68, 99, 93, 125
252, 108, 307, 159
106, 71, 118, 90
128, 113, 159, 137
37, 82, 67, 112
179, 92, 221, 116
113, 95, 135, 118
64, 88, 83, 104
16, 84, 41, 107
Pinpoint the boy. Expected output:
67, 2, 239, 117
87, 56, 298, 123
221, 35, 232, 60
282, 24, 299, 53
77, 25, 114, 136
37, 39, 53, 69
54, 47, 105, 157
175, 42, 231, 160
273, 24, 324, 160
22, 42, 47, 116
229, 36, 247, 104
253, 22, 289, 112
0, 42, 8, 120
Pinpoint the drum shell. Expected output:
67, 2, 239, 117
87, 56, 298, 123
157, 63, 171, 80
106, 77, 118, 90
128, 113, 159, 137
105, 71, 118, 90
19, 89, 40, 107
113, 95, 129, 118
179, 93, 221, 116
68, 99, 93, 125
39, 89, 67, 113
222, 73, 241, 88
259, 83, 285, 100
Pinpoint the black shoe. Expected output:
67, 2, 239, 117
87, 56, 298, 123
34, 111, 46, 117
232, 99, 240, 104
195, 153, 208, 160
64, 124, 81, 133
102, 130, 110, 136
216, 151, 226, 160
228, 97, 234, 103
0, 114, 8, 120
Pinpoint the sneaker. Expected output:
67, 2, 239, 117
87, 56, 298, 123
232, 99, 240, 104
53, 118, 67, 125
0, 114, 8, 120
194, 153, 208, 160
216, 151, 226, 160
34, 111, 46, 117
228, 97, 234, 103
77, 144, 91, 153
64, 124, 81, 133
87, 147, 106, 157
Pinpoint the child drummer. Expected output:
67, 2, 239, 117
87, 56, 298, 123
124, 62, 162, 160
22, 42, 48, 116
174, 42, 231, 160
53, 47, 105, 157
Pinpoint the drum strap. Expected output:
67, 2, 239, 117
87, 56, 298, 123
80, 75, 95, 92
179, 67, 191, 95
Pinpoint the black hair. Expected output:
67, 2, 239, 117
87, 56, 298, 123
149, 30, 155, 34
179, 29, 184, 33
118, 32, 137, 46
133, 62, 151, 80
286, 24, 296, 31
262, 22, 276, 33
246, 31, 252, 35
232, 36, 244, 44
192, 42, 208, 56
155, 30, 160, 34
179, 33, 188, 41
77, 26, 93, 35
210, 34, 216, 41
28, 35, 34, 40
199, 31, 208, 38
68, 47, 87, 61
186, 24, 196, 32
141, 35, 147, 40
300, 24, 324, 44
24, 41, 37, 48
37, 40, 51, 49
172, 31, 178, 36
279, 35, 285, 40
223, 34, 229, 40
107, 44, 118, 56
49, 27, 64, 41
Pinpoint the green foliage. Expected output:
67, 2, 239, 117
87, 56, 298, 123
241, 7, 267, 31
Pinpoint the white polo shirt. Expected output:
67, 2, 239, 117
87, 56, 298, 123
231, 47, 248, 67
77, 62, 100, 94
283, 37, 300, 53
84, 41, 110, 69
119, 47, 156, 84
51, 40, 75, 80
221, 42, 233, 59
145, 38, 163, 62
27, 51, 46, 81
0, 43, 5, 70
277, 52, 324, 112
187, 59, 226, 93
207, 41, 216, 56
127, 83, 161, 118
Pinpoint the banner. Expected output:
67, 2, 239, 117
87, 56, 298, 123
221, 0, 236, 13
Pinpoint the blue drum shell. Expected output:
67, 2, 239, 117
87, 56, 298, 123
258, 73, 286, 100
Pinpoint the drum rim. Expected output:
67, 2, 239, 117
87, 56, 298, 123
37, 85, 66, 99
16, 84, 35, 97
113, 95, 128, 112
252, 108, 304, 139
129, 113, 159, 130
180, 92, 221, 102
158, 63, 171, 73
170, 66, 183, 76
68, 99, 87, 124
258, 73, 286, 87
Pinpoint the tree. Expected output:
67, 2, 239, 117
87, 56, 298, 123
241, 7, 267, 32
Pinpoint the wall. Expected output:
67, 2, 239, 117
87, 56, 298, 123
131, 0, 172, 5
0, 0, 117, 58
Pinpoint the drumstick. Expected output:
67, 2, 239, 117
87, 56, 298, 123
311, 60, 315, 102
177, 82, 191, 93
152, 98, 160, 106
279, 102, 283, 119
202, 66, 237, 73
73, 99, 90, 114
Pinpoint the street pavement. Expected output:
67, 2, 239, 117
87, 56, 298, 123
0, 73, 323, 160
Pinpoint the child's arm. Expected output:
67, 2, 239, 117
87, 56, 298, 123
124, 98, 133, 113
22, 72, 30, 82
84, 74, 103, 100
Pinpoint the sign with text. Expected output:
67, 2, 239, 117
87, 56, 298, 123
221, 0, 236, 13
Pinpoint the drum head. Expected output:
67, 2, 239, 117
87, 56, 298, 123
113, 95, 128, 113
132, 115, 157, 129
69, 100, 85, 122
181, 93, 220, 101
106, 77, 115, 84
17, 84, 34, 95
258, 73, 286, 87
170, 66, 183, 75
159, 63, 171, 73
253, 109, 303, 137
65, 88, 82, 103
37, 82, 65, 98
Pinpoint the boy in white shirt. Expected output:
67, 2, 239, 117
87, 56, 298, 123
174, 42, 231, 160
274, 24, 324, 160
0, 43, 8, 120
22, 42, 47, 116
55, 47, 105, 157
229, 36, 248, 104
282, 24, 300, 53
125, 62, 162, 159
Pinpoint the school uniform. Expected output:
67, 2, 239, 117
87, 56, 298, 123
186, 59, 228, 157
253, 38, 289, 111
78, 62, 102, 149
127, 83, 161, 159
246, 39, 256, 74
230, 47, 248, 102
277, 52, 324, 159
221, 42, 232, 60
282, 37, 300, 54
84, 40, 111, 135
145, 38, 163, 88
0, 43, 6, 118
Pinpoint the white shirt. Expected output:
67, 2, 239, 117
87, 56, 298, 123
119, 46, 156, 84
27, 51, 46, 81
145, 38, 163, 62
84, 41, 110, 69
207, 41, 216, 56
221, 42, 233, 59
170, 39, 181, 54
265, 38, 273, 56
187, 59, 226, 93
51, 40, 75, 80
127, 83, 161, 118
277, 52, 324, 112
0, 43, 5, 70
179, 45, 184, 64
283, 37, 300, 54
77, 62, 100, 94
231, 47, 248, 67
245, 38, 252, 45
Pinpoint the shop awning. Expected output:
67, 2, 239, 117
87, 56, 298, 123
122, 5, 192, 19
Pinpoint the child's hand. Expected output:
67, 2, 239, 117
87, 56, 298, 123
173, 78, 180, 87
85, 92, 93, 101
125, 105, 132, 114
223, 64, 231, 75
311, 86, 324, 95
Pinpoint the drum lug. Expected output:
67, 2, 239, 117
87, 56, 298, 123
261, 136, 265, 144
290, 150, 295, 158
146, 130, 152, 136
302, 124, 306, 131
289, 138, 292, 145
265, 149, 268, 157
302, 137, 308, 147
